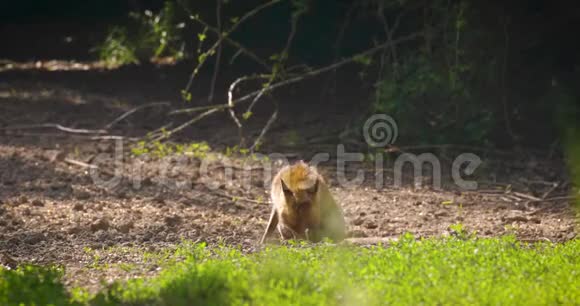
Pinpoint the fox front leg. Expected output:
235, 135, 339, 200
260, 208, 279, 244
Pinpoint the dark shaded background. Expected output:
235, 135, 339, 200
1, 0, 579, 149
2, 1, 580, 68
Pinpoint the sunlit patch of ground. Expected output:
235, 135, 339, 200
0, 57, 180, 73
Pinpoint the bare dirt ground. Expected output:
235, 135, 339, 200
0, 61, 577, 291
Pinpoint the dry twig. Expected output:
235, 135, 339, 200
541, 182, 560, 200
163, 7, 422, 144
226, 75, 271, 146
169, 104, 230, 116
207, 0, 223, 103
0, 123, 107, 134
510, 191, 541, 202
64, 158, 98, 169
152, 108, 220, 142
250, 109, 278, 152
180, 0, 277, 93
104, 102, 170, 129
525, 195, 575, 216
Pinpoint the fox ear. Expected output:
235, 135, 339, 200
310, 179, 319, 194
281, 179, 291, 193
305, 179, 318, 195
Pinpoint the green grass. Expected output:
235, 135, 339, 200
0, 265, 76, 306
1, 235, 578, 306
130, 140, 211, 158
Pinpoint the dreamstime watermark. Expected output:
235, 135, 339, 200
88, 114, 482, 191
363, 113, 398, 147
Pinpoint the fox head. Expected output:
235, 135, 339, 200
279, 161, 320, 209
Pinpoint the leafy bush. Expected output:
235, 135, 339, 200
368, 0, 501, 146
0, 265, 78, 306
96, 27, 139, 67
94, 2, 186, 67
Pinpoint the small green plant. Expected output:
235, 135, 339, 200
88, 252, 103, 270
95, 27, 139, 67
448, 222, 467, 238
130, 2, 186, 61
224, 145, 238, 157
131, 141, 210, 158
118, 263, 137, 273
130, 141, 150, 156
95, 2, 186, 67
504, 224, 519, 234
224, 145, 249, 157
242, 111, 253, 120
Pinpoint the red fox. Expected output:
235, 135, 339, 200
260, 160, 346, 244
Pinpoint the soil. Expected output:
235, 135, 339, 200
0, 60, 577, 292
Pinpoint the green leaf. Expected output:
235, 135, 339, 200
353, 54, 372, 66
181, 90, 192, 102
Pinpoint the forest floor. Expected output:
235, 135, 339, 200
0, 60, 577, 292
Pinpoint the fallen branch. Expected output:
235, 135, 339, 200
197, 20, 270, 71
526, 195, 574, 204
476, 189, 506, 194
250, 109, 278, 152
245, 85, 270, 117
225, 32, 423, 108
228, 77, 250, 146
64, 158, 98, 169
90, 135, 137, 141
152, 108, 220, 142
504, 194, 523, 202
104, 102, 170, 129
541, 182, 560, 200
145, 122, 174, 140
0, 131, 135, 141
180, 0, 276, 93
0, 123, 107, 134
170, 32, 422, 119
169, 104, 230, 116
227, 75, 272, 146
163, 19, 422, 144
207, 0, 223, 103
64, 158, 119, 179
524, 195, 574, 216
510, 191, 541, 202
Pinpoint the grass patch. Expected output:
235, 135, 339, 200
130, 140, 211, 158
1, 235, 579, 306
